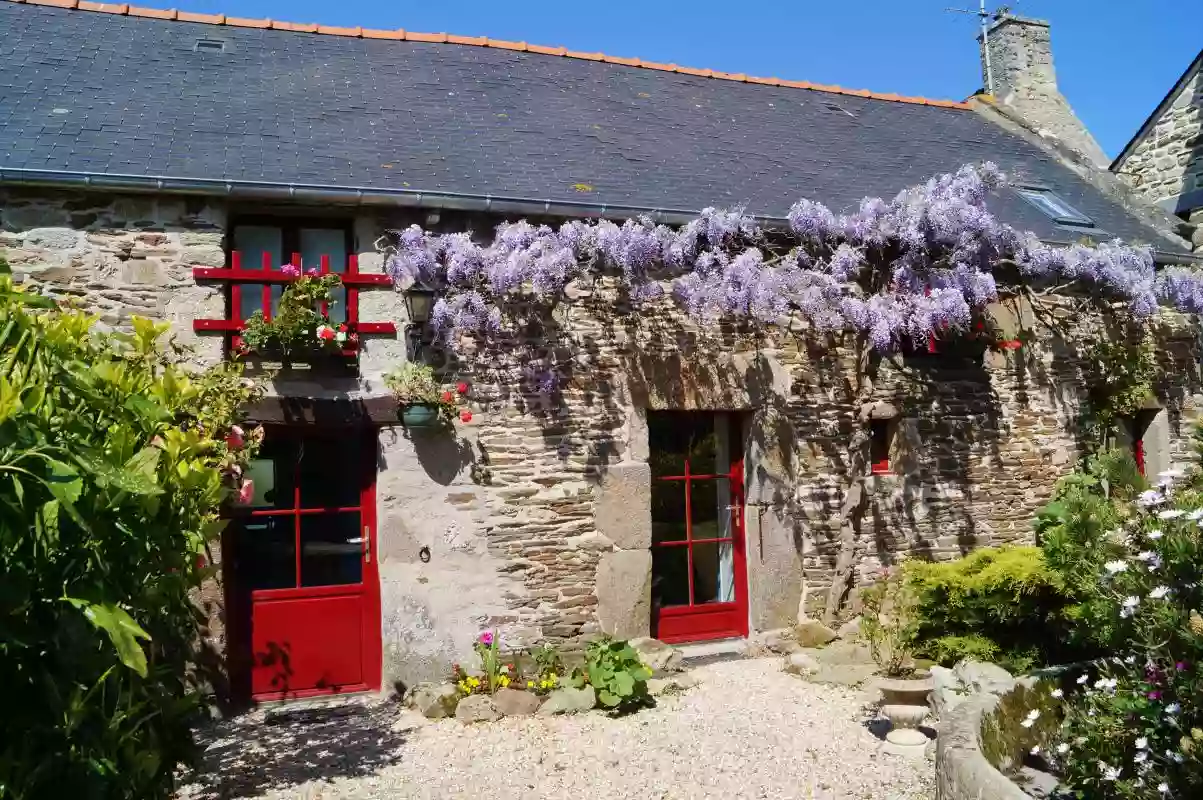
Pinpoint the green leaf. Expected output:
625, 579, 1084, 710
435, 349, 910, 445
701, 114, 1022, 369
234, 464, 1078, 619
76, 452, 163, 496
37, 499, 59, 546
44, 458, 82, 504
123, 394, 170, 422
596, 689, 620, 707
66, 599, 151, 677
0, 377, 22, 424
612, 670, 635, 696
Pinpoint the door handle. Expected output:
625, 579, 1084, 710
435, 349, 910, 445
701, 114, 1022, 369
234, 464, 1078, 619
363, 525, 371, 564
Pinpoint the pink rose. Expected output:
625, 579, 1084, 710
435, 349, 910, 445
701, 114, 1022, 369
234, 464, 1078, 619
280, 264, 301, 278
237, 478, 255, 505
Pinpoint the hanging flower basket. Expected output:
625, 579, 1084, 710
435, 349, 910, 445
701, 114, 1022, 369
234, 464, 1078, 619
385, 364, 471, 430
400, 402, 442, 429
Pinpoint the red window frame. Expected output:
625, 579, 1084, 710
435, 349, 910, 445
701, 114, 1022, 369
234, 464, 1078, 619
1129, 411, 1157, 477
192, 219, 396, 351
869, 420, 892, 475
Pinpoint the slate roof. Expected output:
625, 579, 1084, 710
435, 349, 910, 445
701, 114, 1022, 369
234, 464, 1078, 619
0, 0, 1192, 253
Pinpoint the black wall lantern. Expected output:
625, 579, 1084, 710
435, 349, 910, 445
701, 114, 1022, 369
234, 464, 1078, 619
404, 286, 436, 358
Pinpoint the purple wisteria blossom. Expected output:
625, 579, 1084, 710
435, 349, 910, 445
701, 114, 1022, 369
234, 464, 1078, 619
386, 162, 1201, 352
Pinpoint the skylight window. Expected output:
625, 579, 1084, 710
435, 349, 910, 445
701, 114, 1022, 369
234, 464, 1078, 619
1016, 187, 1094, 227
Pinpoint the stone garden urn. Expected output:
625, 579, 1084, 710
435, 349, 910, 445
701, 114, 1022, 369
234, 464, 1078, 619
877, 676, 934, 748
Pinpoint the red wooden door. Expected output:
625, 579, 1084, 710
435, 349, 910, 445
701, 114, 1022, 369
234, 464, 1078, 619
226, 428, 381, 701
649, 412, 748, 644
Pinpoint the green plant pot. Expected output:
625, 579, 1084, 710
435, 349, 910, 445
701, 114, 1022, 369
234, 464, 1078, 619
400, 403, 441, 429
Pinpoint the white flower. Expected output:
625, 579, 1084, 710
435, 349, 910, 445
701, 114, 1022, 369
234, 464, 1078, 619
1030, 745, 1041, 755
1170, 751, 1184, 764
1123, 596, 1141, 610
1077, 674, 1090, 685
1051, 688, 1064, 699
1138, 550, 1157, 562
1135, 750, 1149, 763
1188, 508, 1203, 521
1020, 718, 1035, 728
1104, 559, 1129, 574
1166, 703, 1181, 714
1136, 736, 1149, 750
1125, 655, 1138, 665
1148, 529, 1165, 540
1158, 509, 1185, 520
1057, 742, 1070, 755
1159, 782, 1171, 794
1138, 490, 1166, 507
1150, 586, 1171, 599
1099, 762, 1122, 781
335, 331, 347, 344
1020, 709, 1040, 728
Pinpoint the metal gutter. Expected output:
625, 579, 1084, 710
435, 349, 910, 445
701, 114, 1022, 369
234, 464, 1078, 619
2, 166, 1199, 265
0, 167, 787, 227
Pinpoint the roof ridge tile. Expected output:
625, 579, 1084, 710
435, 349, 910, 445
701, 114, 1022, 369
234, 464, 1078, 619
4, 0, 971, 109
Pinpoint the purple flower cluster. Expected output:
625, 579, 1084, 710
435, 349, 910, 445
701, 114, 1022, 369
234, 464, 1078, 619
386, 162, 1201, 352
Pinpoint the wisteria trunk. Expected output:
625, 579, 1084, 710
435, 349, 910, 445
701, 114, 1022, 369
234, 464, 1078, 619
822, 334, 877, 624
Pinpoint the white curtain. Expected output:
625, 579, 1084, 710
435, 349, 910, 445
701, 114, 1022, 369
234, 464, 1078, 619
715, 415, 735, 603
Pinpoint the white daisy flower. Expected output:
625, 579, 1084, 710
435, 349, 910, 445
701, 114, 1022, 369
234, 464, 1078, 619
1104, 560, 1129, 574
1099, 762, 1122, 781
1030, 745, 1041, 755
1077, 674, 1090, 685
1125, 655, 1138, 664
1138, 550, 1157, 561
1136, 736, 1149, 749
1135, 751, 1149, 763
1123, 596, 1141, 610
1057, 742, 1070, 755
1158, 509, 1185, 520
1150, 586, 1171, 599
1138, 490, 1166, 507
1188, 508, 1203, 521
1159, 782, 1171, 794
1166, 703, 1181, 714
1050, 688, 1064, 699
1148, 530, 1165, 540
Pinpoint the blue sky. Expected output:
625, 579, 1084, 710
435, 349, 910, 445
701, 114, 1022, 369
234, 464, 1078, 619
165, 0, 1198, 160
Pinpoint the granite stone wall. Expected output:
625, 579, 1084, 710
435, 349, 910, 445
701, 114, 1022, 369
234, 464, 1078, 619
1116, 64, 1203, 253
5, 189, 1202, 692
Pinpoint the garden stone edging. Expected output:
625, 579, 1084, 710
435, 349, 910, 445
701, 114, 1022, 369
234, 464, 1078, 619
934, 662, 1033, 800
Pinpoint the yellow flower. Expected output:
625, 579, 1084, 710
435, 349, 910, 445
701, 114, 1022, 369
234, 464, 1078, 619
499, 676, 510, 687
527, 680, 535, 689
468, 677, 480, 687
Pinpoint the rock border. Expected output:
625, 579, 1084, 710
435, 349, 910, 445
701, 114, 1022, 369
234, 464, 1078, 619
934, 665, 1034, 800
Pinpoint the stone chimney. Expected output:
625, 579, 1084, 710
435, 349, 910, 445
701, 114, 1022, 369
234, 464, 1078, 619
980, 15, 1109, 166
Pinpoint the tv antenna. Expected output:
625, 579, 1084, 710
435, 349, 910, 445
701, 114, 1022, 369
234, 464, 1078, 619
946, 1, 1014, 96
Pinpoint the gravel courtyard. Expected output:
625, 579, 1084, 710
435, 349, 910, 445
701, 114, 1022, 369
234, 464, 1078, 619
178, 657, 933, 800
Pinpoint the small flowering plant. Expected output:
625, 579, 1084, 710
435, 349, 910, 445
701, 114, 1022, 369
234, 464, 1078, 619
451, 630, 513, 697
524, 643, 564, 696
238, 268, 354, 359
1047, 463, 1203, 798
384, 363, 472, 423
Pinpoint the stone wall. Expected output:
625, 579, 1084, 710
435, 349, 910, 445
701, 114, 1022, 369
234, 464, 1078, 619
5, 188, 1203, 692
1116, 63, 1203, 252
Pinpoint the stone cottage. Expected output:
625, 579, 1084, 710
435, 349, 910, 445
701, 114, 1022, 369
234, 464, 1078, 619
1113, 47, 1203, 254
2, 0, 1201, 702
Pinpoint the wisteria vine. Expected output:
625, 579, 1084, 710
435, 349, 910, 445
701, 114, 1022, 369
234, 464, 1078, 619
385, 163, 1203, 358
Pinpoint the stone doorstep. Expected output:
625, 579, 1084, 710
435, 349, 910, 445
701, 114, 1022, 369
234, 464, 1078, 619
674, 637, 749, 666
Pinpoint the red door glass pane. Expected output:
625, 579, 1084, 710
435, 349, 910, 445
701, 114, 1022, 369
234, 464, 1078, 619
300, 513, 363, 587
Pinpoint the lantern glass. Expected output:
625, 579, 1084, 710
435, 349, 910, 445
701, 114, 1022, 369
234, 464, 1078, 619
405, 289, 435, 324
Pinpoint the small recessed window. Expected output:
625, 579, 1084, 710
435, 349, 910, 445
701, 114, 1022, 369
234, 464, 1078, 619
869, 420, 892, 475
195, 39, 226, 53
823, 101, 856, 118
1016, 188, 1094, 227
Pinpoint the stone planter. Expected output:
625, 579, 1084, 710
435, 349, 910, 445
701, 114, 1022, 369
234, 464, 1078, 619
878, 676, 934, 748
238, 346, 357, 377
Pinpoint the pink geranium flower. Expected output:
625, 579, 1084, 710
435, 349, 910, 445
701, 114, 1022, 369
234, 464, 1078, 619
225, 425, 245, 450
280, 264, 301, 278
237, 478, 255, 505
478, 631, 493, 646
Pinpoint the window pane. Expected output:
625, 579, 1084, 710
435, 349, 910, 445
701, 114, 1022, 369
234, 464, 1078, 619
688, 477, 729, 541
691, 541, 735, 604
652, 547, 690, 608
328, 285, 347, 325
299, 228, 347, 273
648, 412, 719, 477
298, 437, 363, 509
234, 226, 283, 320
300, 513, 363, 587
651, 480, 687, 543
244, 439, 298, 510
237, 516, 296, 590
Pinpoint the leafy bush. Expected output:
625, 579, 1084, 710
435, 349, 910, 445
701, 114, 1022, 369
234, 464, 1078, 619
570, 636, 653, 711
1046, 461, 1203, 799
906, 546, 1077, 673
0, 268, 261, 798
383, 363, 468, 422
239, 270, 348, 357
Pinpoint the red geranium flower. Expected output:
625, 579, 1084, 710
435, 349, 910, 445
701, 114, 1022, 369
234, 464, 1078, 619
456, 382, 469, 395
442, 390, 454, 403
460, 410, 473, 423
338, 324, 348, 332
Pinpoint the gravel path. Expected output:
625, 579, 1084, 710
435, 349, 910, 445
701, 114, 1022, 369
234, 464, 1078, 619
178, 657, 933, 800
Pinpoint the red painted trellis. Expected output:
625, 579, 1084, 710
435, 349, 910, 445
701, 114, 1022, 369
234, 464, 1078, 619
192, 251, 397, 352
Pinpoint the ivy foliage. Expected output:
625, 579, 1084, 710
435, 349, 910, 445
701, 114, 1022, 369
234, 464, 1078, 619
0, 261, 261, 799
1082, 329, 1159, 449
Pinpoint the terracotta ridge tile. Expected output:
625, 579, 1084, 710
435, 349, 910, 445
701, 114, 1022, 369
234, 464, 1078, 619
129, 5, 176, 18
7, 0, 971, 109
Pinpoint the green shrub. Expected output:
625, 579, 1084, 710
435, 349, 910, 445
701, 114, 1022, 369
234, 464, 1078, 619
859, 565, 920, 677
906, 546, 1077, 672
570, 636, 653, 712
0, 267, 260, 798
